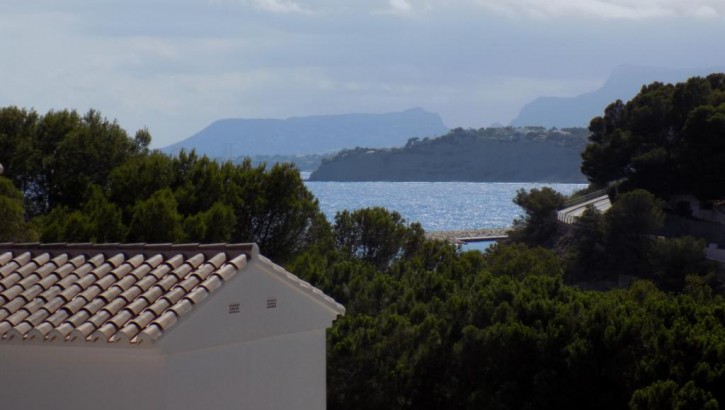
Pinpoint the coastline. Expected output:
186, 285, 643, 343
426, 228, 510, 244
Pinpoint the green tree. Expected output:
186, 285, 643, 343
509, 187, 565, 246
81, 185, 126, 242
484, 242, 563, 279
36, 206, 92, 242
648, 236, 713, 291
0, 107, 38, 188
334, 207, 425, 270
678, 104, 725, 199
0, 176, 32, 241
46, 109, 139, 211
108, 151, 176, 216
631, 380, 719, 410
173, 152, 224, 215
183, 202, 237, 243
33, 185, 125, 243
581, 74, 725, 200
0, 108, 145, 215
133, 127, 152, 153
566, 205, 607, 280
127, 188, 185, 242
603, 189, 664, 275
226, 162, 324, 262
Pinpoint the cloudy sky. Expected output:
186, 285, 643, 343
2, 0, 725, 147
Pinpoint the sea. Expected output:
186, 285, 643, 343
303, 174, 587, 233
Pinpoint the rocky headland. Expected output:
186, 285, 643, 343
309, 126, 589, 182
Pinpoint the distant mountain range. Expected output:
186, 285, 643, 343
510, 65, 725, 128
160, 108, 448, 158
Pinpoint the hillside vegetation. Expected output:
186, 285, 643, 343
310, 126, 588, 182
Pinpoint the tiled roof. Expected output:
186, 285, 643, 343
0, 243, 254, 347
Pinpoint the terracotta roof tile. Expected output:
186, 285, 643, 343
108, 310, 134, 329
214, 264, 237, 281
163, 287, 186, 304
0, 243, 253, 346
65, 310, 90, 327
170, 299, 193, 317
116, 323, 141, 341
119, 287, 142, 304
147, 299, 171, 316
186, 287, 209, 305
20, 285, 43, 302
0, 252, 12, 265
18, 274, 40, 289
152, 311, 178, 331
140, 287, 164, 304
92, 323, 118, 341
200, 275, 222, 293
126, 299, 148, 315
138, 324, 162, 343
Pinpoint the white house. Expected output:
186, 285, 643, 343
0, 242, 344, 410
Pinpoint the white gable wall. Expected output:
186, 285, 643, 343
157, 257, 340, 354
0, 345, 165, 410
165, 328, 327, 410
156, 256, 339, 410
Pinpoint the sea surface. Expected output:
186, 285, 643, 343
303, 178, 588, 232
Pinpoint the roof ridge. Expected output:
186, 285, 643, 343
0, 243, 259, 260
255, 255, 345, 316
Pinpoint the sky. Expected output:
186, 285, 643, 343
2, 0, 725, 148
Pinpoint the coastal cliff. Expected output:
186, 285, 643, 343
309, 127, 589, 182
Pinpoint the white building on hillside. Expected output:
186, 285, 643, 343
0, 242, 344, 410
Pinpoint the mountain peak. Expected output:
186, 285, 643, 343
510, 65, 725, 128
160, 108, 449, 158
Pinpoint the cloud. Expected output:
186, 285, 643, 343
227, 0, 725, 20
232, 0, 725, 20
388, 0, 413, 13
466, 0, 725, 20
249, 0, 309, 13
688, 5, 719, 18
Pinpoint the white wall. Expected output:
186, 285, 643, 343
0, 345, 165, 410
158, 258, 340, 354
157, 257, 336, 409
165, 329, 327, 410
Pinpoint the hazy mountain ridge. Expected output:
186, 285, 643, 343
309, 127, 589, 182
160, 108, 448, 158
510, 65, 725, 128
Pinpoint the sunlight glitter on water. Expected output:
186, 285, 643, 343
304, 181, 587, 232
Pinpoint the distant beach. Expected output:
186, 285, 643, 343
426, 228, 510, 244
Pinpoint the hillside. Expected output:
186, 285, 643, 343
160, 107, 448, 158
510, 65, 725, 127
309, 127, 589, 182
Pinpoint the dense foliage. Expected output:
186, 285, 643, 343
581, 74, 725, 200
509, 187, 565, 246
0, 176, 32, 241
289, 208, 725, 409
0, 107, 324, 262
